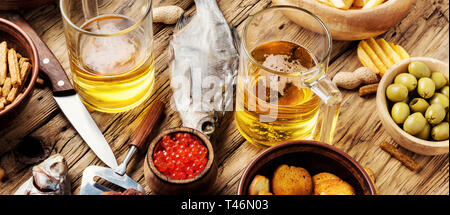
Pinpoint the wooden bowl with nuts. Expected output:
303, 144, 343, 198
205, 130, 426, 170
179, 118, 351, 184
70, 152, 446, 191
377, 57, 449, 156
0, 18, 39, 125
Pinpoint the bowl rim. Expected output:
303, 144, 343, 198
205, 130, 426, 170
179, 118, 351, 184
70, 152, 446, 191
146, 127, 215, 185
0, 18, 40, 117
301, 0, 415, 15
237, 140, 377, 195
376, 57, 449, 150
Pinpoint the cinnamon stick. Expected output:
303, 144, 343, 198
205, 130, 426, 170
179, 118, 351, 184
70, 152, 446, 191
359, 84, 379, 97
380, 141, 422, 172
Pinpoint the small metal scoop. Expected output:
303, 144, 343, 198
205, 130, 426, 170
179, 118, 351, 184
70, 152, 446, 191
80, 101, 165, 195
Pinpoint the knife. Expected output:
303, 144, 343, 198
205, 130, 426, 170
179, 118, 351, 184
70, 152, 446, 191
1, 12, 118, 169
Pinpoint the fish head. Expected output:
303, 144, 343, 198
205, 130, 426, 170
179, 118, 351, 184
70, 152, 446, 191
179, 111, 218, 136
30, 154, 70, 194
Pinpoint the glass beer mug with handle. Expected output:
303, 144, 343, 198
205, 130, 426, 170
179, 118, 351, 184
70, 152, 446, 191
235, 6, 342, 147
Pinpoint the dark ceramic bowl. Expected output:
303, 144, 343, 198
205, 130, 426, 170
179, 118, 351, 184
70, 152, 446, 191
144, 127, 218, 195
0, 18, 39, 124
238, 140, 376, 195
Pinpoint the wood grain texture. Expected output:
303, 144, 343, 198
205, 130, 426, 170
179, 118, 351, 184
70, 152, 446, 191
0, 0, 448, 195
0, 0, 54, 10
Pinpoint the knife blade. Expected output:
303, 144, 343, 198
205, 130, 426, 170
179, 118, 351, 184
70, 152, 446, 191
54, 94, 118, 169
2, 12, 118, 169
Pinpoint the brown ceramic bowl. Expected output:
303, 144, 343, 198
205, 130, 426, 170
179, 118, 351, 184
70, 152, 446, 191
377, 57, 449, 156
238, 140, 376, 195
0, 18, 39, 124
0, 0, 55, 10
144, 127, 218, 195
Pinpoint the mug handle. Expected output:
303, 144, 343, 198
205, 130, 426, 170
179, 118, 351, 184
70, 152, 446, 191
303, 66, 342, 144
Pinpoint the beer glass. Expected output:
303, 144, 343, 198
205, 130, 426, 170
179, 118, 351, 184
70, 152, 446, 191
60, 0, 155, 113
235, 6, 342, 147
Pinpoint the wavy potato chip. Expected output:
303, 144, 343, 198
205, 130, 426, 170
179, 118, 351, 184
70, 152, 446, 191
358, 38, 410, 76
389, 42, 410, 59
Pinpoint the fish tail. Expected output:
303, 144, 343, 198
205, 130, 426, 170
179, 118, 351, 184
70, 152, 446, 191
231, 25, 241, 54
174, 11, 192, 31
194, 0, 220, 12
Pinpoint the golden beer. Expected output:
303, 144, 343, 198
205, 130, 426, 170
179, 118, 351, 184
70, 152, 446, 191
235, 41, 322, 146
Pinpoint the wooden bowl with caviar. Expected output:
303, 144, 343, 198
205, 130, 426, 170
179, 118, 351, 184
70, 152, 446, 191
144, 127, 218, 195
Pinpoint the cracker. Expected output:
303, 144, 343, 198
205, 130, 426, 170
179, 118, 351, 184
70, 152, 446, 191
36, 77, 45, 88
6, 87, 18, 103
0, 42, 7, 86
19, 61, 31, 84
0, 97, 5, 110
14, 93, 23, 103
2, 77, 11, 98
8, 48, 21, 87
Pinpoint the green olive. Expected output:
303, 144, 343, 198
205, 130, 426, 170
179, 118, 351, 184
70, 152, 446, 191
425, 104, 446, 125
416, 122, 431, 140
441, 86, 449, 98
400, 97, 410, 104
409, 98, 430, 114
386, 84, 409, 102
430, 93, 449, 111
431, 72, 448, 90
395, 73, 418, 92
401, 97, 409, 104
408, 61, 431, 79
431, 122, 449, 141
403, 112, 427, 136
391, 102, 410, 124
417, 78, 435, 99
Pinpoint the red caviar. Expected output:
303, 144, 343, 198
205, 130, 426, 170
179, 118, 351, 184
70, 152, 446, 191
153, 132, 208, 180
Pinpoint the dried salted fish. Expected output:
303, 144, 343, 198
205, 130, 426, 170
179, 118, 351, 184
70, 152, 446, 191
14, 154, 71, 195
170, 0, 239, 136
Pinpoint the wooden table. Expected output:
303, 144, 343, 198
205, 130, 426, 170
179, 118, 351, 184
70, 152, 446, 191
0, 0, 448, 195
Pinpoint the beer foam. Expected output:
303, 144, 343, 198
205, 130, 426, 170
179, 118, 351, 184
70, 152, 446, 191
262, 54, 307, 73
82, 22, 137, 75
262, 54, 306, 96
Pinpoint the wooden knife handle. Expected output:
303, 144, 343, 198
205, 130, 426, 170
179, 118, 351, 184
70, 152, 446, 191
1, 12, 75, 96
129, 101, 165, 151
